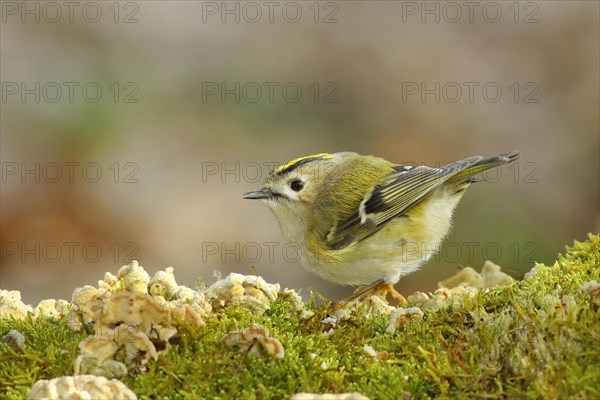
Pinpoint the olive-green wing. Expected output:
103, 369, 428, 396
324, 151, 519, 250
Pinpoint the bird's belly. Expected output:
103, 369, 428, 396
300, 220, 431, 286
302, 188, 463, 286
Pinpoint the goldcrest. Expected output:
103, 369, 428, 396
243, 151, 519, 302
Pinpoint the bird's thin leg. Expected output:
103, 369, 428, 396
337, 279, 385, 306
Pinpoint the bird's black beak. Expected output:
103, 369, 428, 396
243, 187, 273, 200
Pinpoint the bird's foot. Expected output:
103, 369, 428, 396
372, 282, 408, 307
332, 280, 407, 311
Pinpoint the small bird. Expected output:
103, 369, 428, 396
243, 151, 519, 305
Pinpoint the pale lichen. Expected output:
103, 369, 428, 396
439, 260, 515, 289
331, 307, 352, 321
438, 266, 483, 288
291, 392, 370, 399
33, 299, 70, 319
362, 344, 377, 357
523, 263, 545, 280
27, 375, 136, 400
280, 288, 306, 312
300, 309, 316, 319
2, 328, 25, 352
117, 260, 151, 293
363, 294, 396, 315
221, 323, 285, 359
580, 280, 599, 306
67, 285, 107, 331
67, 262, 208, 377
98, 272, 121, 292
406, 291, 430, 308
153, 284, 212, 321
386, 307, 424, 334
415, 284, 479, 312
148, 266, 178, 299
206, 273, 280, 314
479, 260, 516, 287
0, 290, 33, 320
362, 344, 389, 361
74, 290, 197, 377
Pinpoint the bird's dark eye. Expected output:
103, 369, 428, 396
290, 180, 304, 192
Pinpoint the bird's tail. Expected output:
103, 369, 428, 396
445, 150, 520, 184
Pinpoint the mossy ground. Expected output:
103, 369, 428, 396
1, 235, 599, 399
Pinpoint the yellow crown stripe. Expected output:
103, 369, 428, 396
274, 153, 333, 175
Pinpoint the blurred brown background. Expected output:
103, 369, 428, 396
1, 1, 598, 305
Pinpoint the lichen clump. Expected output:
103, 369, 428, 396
221, 323, 285, 359
27, 375, 136, 400
44, 262, 287, 381
206, 272, 280, 314
2, 329, 25, 352
0, 290, 33, 320
68, 262, 209, 378
438, 260, 516, 289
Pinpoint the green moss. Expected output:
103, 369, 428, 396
0, 317, 87, 398
2, 234, 599, 399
